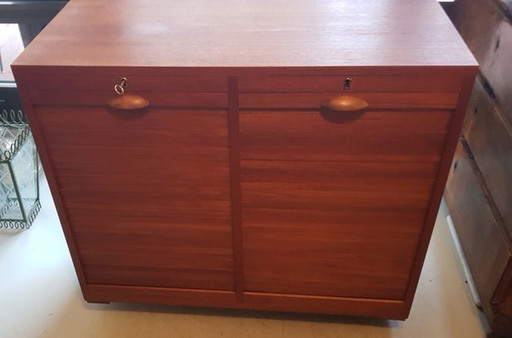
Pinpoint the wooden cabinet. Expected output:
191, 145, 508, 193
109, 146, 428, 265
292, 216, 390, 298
12, 0, 477, 320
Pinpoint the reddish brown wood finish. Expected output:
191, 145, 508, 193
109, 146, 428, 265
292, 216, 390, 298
85, 284, 408, 319
14, 0, 475, 68
239, 93, 459, 110
239, 110, 452, 162
12, 0, 477, 320
36, 106, 234, 290
227, 76, 245, 299
241, 160, 435, 299
238, 75, 464, 93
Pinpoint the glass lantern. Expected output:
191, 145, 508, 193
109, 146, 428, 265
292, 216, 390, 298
0, 109, 40, 231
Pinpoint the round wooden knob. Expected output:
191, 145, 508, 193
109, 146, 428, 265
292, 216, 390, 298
325, 95, 368, 112
107, 94, 149, 111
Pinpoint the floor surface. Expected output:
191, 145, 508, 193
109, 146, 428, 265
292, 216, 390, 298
0, 177, 489, 337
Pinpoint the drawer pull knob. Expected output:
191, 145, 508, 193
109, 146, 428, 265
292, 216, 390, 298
107, 77, 149, 111
325, 95, 368, 113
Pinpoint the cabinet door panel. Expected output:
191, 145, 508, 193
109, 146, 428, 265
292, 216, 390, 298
36, 107, 234, 290
241, 160, 438, 299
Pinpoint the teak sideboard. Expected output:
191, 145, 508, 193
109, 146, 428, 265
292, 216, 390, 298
12, 0, 477, 319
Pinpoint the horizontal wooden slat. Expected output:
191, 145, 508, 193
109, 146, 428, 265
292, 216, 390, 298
34, 105, 234, 290
29, 90, 228, 108
77, 225, 234, 286
84, 264, 234, 291
240, 110, 452, 162
86, 284, 408, 319
445, 140, 511, 321
239, 75, 462, 93
67, 203, 231, 233
462, 79, 512, 239
241, 160, 437, 211
241, 160, 434, 299
26, 73, 228, 92
239, 92, 459, 109
77, 232, 233, 268
36, 107, 229, 159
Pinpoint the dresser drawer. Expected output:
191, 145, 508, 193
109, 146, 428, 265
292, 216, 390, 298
240, 109, 452, 162
239, 75, 461, 109
462, 79, 512, 236
23, 71, 228, 108
445, 139, 511, 319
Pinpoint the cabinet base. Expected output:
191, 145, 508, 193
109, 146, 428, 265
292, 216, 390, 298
84, 284, 410, 320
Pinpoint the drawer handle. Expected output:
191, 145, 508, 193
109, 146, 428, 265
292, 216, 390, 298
107, 94, 150, 110
107, 77, 149, 111
324, 95, 368, 113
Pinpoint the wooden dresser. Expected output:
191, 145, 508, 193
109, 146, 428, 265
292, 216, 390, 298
443, 0, 512, 335
12, 0, 477, 319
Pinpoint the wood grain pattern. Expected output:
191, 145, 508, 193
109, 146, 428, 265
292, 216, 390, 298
492, 262, 512, 335
36, 106, 234, 290
450, 0, 512, 122
462, 79, 512, 239
86, 284, 408, 319
239, 92, 459, 110
238, 75, 463, 93
29, 90, 228, 108
13, 0, 476, 68
493, 262, 512, 314
479, 19, 512, 123
444, 1, 512, 335
26, 73, 229, 92
227, 76, 245, 298
11, 0, 478, 319
240, 110, 452, 162
449, 0, 501, 63
241, 160, 437, 299
445, 140, 511, 321
401, 74, 477, 313
10, 70, 93, 300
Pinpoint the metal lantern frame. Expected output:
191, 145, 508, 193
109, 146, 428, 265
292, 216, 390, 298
0, 108, 40, 231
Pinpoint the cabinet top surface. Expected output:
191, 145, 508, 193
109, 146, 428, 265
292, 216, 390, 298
13, 0, 477, 70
